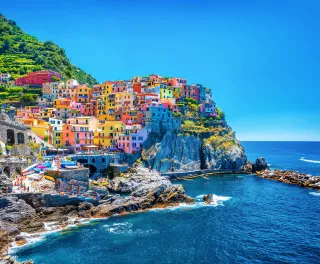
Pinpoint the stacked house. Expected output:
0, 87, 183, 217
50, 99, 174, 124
15, 73, 216, 154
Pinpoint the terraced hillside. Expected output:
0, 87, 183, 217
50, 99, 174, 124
0, 14, 97, 86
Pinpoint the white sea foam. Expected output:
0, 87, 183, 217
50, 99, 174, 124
309, 192, 320, 197
195, 194, 232, 207
300, 157, 320, 164
150, 194, 231, 212
104, 222, 159, 236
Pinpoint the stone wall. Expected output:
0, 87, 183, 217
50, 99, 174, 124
56, 168, 89, 194
0, 115, 29, 147
0, 158, 28, 178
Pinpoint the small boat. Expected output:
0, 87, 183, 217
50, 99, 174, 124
203, 176, 209, 180
65, 165, 79, 169
45, 176, 55, 181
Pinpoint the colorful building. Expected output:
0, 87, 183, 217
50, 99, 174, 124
15, 70, 62, 87
63, 116, 99, 151
117, 125, 150, 154
93, 121, 125, 149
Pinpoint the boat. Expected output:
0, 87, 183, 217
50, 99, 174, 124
65, 165, 79, 169
45, 176, 55, 181
60, 161, 77, 168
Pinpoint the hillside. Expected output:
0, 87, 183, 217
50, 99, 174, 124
0, 14, 97, 86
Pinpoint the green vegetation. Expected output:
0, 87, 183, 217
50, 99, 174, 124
215, 106, 225, 120
0, 84, 40, 104
203, 131, 237, 150
0, 14, 97, 86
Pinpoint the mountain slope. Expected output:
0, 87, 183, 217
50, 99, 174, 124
0, 14, 97, 86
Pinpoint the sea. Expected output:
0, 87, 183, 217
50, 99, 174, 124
13, 142, 320, 264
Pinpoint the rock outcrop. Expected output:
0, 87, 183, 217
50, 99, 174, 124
142, 128, 247, 173
252, 157, 269, 172
257, 169, 320, 189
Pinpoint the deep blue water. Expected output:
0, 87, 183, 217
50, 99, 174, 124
14, 142, 320, 264
242, 141, 320, 175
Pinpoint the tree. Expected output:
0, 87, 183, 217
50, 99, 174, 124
2, 39, 11, 51
19, 94, 37, 105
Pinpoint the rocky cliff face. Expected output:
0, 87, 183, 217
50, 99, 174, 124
142, 110, 247, 173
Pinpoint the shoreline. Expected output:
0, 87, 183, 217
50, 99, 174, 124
0, 167, 195, 263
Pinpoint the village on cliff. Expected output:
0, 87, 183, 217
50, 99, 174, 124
0, 70, 220, 198
5, 70, 216, 154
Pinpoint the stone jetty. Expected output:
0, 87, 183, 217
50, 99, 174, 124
257, 169, 320, 190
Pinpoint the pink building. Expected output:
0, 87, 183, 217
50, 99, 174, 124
182, 85, 200, 102
70, 102, 85, 115
160, 99, 179, 113
63, 116, 99, 151
170, 77, 187, 87
117, 125, 150, 154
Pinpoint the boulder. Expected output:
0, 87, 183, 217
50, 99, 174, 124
252, 157, 269, 172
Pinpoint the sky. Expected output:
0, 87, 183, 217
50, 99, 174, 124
1, 0, 320, 141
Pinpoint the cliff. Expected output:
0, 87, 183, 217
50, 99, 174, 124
142, 101, 247, 173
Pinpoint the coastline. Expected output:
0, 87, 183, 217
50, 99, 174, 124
2, 161, 320, 263
0, 167, 195, 263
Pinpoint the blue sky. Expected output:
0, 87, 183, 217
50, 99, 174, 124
2, 0, 320, 141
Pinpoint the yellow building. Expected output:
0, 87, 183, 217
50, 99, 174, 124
39, 108, 56, 120
160, 87, 174, 99
115, 92, 134, 111
93, 121, 124, 149
26, 119, 50, 139
101, 83, 113, 96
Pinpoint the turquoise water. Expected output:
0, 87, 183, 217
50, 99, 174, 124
14, 142, 320, 263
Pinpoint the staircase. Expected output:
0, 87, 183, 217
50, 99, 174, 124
27, 130, 53, 148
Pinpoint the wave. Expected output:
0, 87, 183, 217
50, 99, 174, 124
300, 157, 320, 164
195, 194, 231, 207
104, 222, 159, 236
309, 192, 320, 197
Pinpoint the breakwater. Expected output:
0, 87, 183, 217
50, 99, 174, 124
257, 169, 320, 190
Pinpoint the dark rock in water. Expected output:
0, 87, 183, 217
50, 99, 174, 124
15, 235, 25, 242
203, 194, 213, 204
252, 157, 269, 172
243, 161, 253, 173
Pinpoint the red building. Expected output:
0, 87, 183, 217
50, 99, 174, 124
14, 70, 62, 87
133, 83, 142, 93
